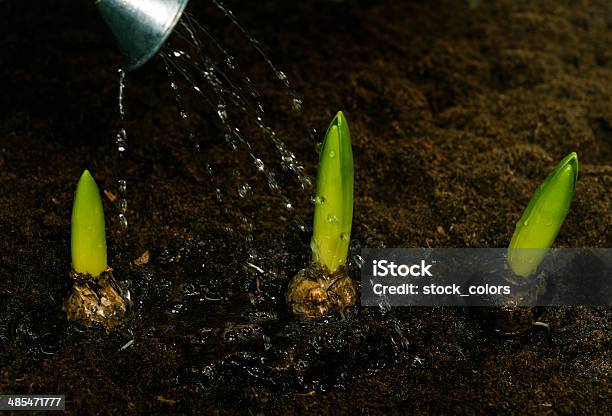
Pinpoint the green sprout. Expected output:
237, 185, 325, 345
508, 152, 579, 277
71, 170, 108, 277
310, 112, 354, 273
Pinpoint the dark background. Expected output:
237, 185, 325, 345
1, 0, 611, 414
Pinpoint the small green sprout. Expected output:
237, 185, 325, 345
508, 152, 579, 277
286, 111, 357, 318
310, 111, 354, 273
71, 170, 108, 277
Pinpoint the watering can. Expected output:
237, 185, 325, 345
96, 0, 190, 71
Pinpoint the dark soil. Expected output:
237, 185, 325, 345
1, 0, 611, 414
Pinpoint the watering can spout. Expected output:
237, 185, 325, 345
96, 0, 190, 71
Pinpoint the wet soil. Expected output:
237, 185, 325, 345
1, 0, 611, 414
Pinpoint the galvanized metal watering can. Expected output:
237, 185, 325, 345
96, 0, 190, 70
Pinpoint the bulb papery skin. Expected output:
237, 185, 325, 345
286, 264, 357, 318
63, 268, 130, 329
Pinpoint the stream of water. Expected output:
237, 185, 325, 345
112, 1, 319, 275
115, 69, 128, 230
161, 11, 312, 193
159, 4, 321, 266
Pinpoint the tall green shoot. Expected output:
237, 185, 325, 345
311, 112, 354, 273
508, 153, 578, 277
71, 170, 108, 277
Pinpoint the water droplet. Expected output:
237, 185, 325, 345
254, 158, 265, 172
118, 213, 128, 229
353, 254, 364, 269
117, 69, 126, 119
329, 150, 336, 158
118, 179, 127, 194
309, 128, 318, 140
267, 177, 279, 191
205, 164, 213, 176
523, 219, 530, 226
291, 97, 303, 112
115, 128, 127, 152
277, 70, 289, 85
238, 183, 252, 198
340, 232, 349, 242
299, 175, 313, 190
282, 197, 293, 210
314, 195, 326, 205
263, 334, 272, 350
248, 249, 259, 261
225, 55, 237, 70
545, 219, 553, 227
217, 104, 228, 121
327, 214, 337, 223
294, 218, 307, 232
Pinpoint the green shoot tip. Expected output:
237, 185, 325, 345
311, 112, 354, 273
71, 170, 108, 277
508, 152, 578, 277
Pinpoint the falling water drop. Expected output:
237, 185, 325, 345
118, 213, 128, 229
276, 70, 289, 86
267, 176, 279, 192
238, 183, 252, 198
291, 97, 303, 113
254, 158, 265, 172
115, 70, 129, 230
353, 254, 365, 269
118, 69, 126, 119
299, 175, 313, 190
217, 103, 228, 121
282, 197, 293, 210
115, 128, 127, 153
